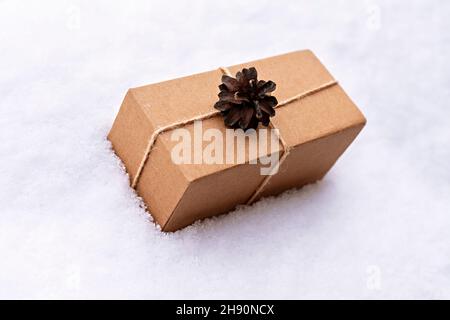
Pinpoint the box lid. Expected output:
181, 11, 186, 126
126, 50, 365, 182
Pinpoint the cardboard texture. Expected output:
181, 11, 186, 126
108, 50, 366, 231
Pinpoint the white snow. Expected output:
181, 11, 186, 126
1, 0, 449, 299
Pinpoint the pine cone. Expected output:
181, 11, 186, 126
214, 67, 278, 130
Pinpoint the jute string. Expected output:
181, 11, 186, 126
132, 67, 338, 205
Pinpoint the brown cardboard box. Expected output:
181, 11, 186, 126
108, 50, 366, 232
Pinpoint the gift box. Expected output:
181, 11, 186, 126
108, 50, 366, 231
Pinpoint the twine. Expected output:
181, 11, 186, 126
131, 67, 338, 205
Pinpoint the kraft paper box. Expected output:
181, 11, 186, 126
108, 50, 366, 232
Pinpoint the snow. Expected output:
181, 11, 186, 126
1, 0, 449, 299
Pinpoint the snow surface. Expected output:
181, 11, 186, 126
1, 0, 450, 299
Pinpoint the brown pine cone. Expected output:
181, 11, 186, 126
214, 67, 278, 130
